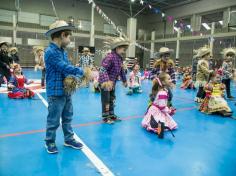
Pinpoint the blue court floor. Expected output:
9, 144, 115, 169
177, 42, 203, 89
0, 68, 236, 176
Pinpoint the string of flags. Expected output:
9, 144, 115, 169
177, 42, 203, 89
137, 0, 191, 32
87, 0, 156, 54
88, 0, 127, 38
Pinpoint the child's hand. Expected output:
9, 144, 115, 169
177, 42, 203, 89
169, 107, 176, 115
8, 84, 15, 88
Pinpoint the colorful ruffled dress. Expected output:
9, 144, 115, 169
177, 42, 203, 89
142, 90, 177, 133
8, 76, 34, 99
199, 83, 231, 114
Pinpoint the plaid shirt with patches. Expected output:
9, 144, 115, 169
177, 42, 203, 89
45, 43, 84, 97
222, 61, 233, 80
99, 51, 127, 84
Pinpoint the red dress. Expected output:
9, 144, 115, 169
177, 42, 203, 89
8, 76, 35, 99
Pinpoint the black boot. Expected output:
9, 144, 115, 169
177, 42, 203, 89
157, 121, 165, 139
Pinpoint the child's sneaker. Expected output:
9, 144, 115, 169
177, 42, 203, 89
45, 142, 58, 154
227, 96, 234, 100
64, 139, 83, 149
103, 117, 114, 124
109, 114, 122, 122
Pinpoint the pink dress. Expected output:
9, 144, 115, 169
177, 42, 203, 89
142, 90, 177, 133
128, 71, 142, 88
144, 71, 149, 79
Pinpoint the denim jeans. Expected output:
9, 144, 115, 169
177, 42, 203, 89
45, 95, 74, 143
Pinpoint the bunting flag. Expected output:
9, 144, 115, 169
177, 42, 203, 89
87, 0, 158, 55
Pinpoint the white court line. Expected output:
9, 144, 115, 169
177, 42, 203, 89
35, 92, 115, 176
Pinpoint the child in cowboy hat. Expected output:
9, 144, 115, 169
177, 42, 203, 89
150, 47, 176, 107
195, 46, 213, 103
44, 20, 89, 154
79, 47, 94, 87
99, 37, 129, 124
79, 47, 94, 68
221, 48, 236, 99
9, 47, 20, 64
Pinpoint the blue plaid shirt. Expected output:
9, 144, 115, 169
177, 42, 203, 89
45, 42, 84, 96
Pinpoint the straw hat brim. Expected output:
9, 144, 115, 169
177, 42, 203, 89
197, 49, 211, 58
222, 49, 236, 58
33, 46, 44, 53
0, 41, 9, 47
157, 49, 174, 56
45, 25, 76, 37
193, 54, 199, 59
111, 41, 129, 50
82, 48, 90, 52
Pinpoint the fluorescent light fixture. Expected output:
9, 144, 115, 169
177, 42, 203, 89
219, 20, 223, 25
202, 23, 211, 30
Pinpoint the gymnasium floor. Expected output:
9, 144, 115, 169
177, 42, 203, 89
0, 69, 236, 176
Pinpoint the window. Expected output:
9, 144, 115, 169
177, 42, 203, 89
78, 20, 91, 32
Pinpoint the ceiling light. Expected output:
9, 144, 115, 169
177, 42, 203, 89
219, 21, 223, 25
202, 23, 211, 30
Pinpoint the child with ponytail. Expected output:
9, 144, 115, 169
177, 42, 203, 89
142, 72, 177, 139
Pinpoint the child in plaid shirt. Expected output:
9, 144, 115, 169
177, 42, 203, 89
221, 48, 236, 99
99, 38, 129, 124
44, 20, 85, 154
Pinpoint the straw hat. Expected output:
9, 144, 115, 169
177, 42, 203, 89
221, 48, 236, 58
9, 47, 18, 52
157, 47, 174, 55
0, 41, 9, 47
82, 47, 90, 52
197, 46, 211, 58
45, 20, 75, 37
193, 54, 199, 59
105, 37, 129, 50
33, 46, 44, 53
